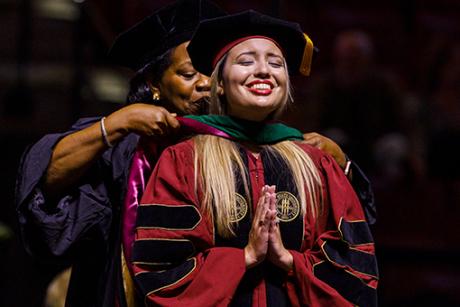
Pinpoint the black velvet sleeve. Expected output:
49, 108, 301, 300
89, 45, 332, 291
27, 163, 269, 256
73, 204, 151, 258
349, 161, 377, 225
14, 117, 137, 264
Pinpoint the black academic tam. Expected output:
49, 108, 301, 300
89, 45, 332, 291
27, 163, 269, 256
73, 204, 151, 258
109, 0, 226, 71
187, 9, 315, 77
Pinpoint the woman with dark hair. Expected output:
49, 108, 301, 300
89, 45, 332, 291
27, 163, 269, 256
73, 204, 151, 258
132, 10, 378, 306
15, 1, 226, 306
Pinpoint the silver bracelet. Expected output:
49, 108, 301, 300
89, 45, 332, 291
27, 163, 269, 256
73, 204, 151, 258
100, 116, 114, 148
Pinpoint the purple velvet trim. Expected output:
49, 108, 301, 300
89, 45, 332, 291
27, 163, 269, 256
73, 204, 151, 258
122, 145, 153, 274
178, 117, 234, 139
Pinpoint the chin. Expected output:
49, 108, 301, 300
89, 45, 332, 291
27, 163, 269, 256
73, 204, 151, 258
190, 98, 210, 115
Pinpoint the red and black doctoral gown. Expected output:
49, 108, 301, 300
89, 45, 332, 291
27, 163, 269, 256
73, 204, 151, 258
132, 137, 378, 306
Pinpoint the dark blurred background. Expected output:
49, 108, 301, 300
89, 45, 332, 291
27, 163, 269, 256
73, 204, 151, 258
1, 0, 459, 306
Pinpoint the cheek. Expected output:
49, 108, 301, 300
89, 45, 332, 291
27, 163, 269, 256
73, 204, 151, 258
179, 79, 198, 97
223, 72, 246, 95
223, 81, 242, 105
276, 73, 288, 92
275, 69, 288, 83
167, 79, 193, 100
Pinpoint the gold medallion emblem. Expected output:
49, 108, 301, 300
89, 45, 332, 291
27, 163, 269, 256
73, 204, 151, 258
276, 191, 300, 222
230, 193, 248, 222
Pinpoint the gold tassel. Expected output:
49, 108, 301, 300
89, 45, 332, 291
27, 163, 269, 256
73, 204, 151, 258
299, 33, 314, 76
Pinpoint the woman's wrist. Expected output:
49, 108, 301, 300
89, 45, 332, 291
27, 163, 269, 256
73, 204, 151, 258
268, 248, 293, 271
100, 117, 114, 148
244, 246, 259, 269
278, 249, 293, 271
102, 112, 130, 147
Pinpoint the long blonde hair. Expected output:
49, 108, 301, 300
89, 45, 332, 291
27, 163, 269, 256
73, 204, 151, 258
194, 48, 323, 238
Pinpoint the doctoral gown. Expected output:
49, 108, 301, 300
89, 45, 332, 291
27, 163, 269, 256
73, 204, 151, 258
132, 138, 378, 306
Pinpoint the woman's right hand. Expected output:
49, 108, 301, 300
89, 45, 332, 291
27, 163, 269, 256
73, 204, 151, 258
44, 103, 180, 197
106, 103, 180, 139
244, 185, 277, 269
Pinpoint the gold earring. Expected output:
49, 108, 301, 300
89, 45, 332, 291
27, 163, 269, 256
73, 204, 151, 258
152, 92, 160, 101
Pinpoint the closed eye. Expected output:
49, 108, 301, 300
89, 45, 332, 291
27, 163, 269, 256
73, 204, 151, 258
181, 72, 197, 80
238, 60, 254, 66
269, 62, 283, 68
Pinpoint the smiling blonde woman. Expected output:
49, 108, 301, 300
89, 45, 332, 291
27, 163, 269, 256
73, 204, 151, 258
132, 10, 378, 307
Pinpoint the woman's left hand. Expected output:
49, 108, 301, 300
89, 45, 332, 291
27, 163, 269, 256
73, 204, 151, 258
267, 187, 294, 272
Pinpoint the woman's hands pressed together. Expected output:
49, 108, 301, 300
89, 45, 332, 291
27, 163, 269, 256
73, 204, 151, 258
244, 185, 293, 271
244, 185, 274, 268
267, 189, 294, 272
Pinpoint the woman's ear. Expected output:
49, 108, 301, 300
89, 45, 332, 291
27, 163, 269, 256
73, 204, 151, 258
147, 81, 161, 102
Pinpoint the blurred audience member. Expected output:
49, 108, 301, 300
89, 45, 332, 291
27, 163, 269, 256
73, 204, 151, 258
309, 30, 407, 178
0, 222, 13, 243
427, 43, 460, 181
